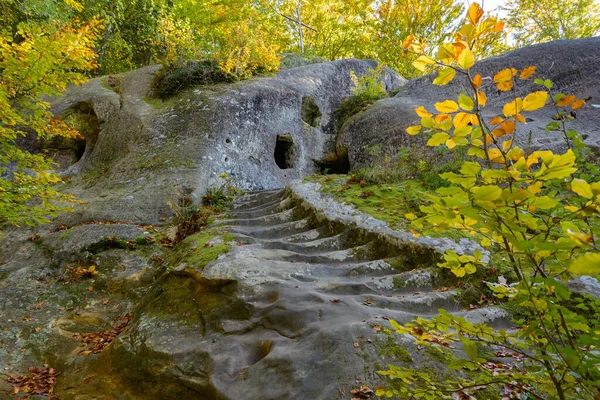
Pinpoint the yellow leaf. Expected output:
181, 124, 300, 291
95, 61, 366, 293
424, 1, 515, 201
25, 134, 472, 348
454, 126, 472, 137
493, 21, 505, 32
458, 47, 475, 70
470, 114, 480, 125
490, 116, 503, 125
467, 3, 484, 25
514, 113, 526, 123
437, 44, 456, 61
435, 114, 452, 124
522, 91, 548, 112
502, 139, 513, 151
501, 120, 515, 134
519, 66, 536, 79
433, 67, 456, 86
503, 98, 523, 117
64, 0, 84, 11
458, 94, 474, 111
406, 125, 422, 135
454, 112, 471, 128
415, 106, 432, 118
473, 74, 482, 89
496, 80, 513, 91
402, 35, 415, 50
446, 138, 457, 149
427, 132, 450, 146
572, 178, 593, 199
556, 95, 575, 107
572, 99, 585, 110
413, 55, 435, 72
434, 100, 459, 113
564, 205, 579, 212
527, 181, 543, 195
492, 128, 506, 138
477, 91, 487, 107
494, 68, 517, 83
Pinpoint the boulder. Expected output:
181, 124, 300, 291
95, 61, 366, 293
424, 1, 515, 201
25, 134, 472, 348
47, 60, 402, 226
338, 37, 600, 169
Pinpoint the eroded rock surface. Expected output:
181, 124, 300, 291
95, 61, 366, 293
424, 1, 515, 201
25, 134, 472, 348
339, 37, 600, 169
0, 182, 510, 399
47, 60, 402, 227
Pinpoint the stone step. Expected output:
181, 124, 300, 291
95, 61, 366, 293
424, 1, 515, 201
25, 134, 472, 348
226, 217, 315, 239
231, 191, 286, 210
228, 197, 293, 218
261, 232, 351, 253
217, 207, 297, 227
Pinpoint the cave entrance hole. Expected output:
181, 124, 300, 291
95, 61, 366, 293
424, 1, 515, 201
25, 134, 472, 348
274, 135, 296, 170
62, 101, 99, 167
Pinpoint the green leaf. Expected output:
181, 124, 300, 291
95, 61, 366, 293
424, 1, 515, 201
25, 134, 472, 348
569, 253, 600, 275
458, 47, 475, 70
427, 132, 450, 146
471, 185, 502, 201
461, 338, 478, 360
433, 67, 456, 86
458, 93, 474, 111
460, 161, 481, 176
530, 196, 558, 209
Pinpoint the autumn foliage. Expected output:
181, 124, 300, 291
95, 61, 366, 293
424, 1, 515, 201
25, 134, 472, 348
379, 3, 600, 399
0, 17, 100, 231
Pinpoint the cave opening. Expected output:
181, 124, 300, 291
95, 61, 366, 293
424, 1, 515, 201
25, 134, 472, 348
274, 135, 295, 169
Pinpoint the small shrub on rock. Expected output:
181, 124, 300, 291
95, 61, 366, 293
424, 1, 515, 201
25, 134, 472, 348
334, 66, 390, 133
151, 60, 235, 99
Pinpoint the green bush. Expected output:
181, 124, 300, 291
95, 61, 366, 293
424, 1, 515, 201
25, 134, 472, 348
151, 60, 235, 99
334, 67, 390, 134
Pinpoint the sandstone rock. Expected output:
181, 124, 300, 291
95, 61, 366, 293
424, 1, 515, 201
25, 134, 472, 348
48, 60, 401, 226
338, 37, 600, 170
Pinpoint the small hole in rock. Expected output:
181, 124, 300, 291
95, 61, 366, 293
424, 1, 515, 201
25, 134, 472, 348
301, 96, 322, 128
274, 134, 295, 169
248, 340, 273, 365
315, 152, 350, 174
226, 138, 232, 144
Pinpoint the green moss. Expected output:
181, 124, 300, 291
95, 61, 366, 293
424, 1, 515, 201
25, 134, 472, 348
378, 336, 413, 363
392, 275, 407, 289
143, 95, 176, 110
424, 345, 457, 364
59, 228, 76, 240
167, 230, 232, 271
134, 236, 150, 245
83, 236, 128, 254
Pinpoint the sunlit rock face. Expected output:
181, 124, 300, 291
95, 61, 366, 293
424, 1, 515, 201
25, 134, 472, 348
47, 60, 402, 226
339, 37, 600, 171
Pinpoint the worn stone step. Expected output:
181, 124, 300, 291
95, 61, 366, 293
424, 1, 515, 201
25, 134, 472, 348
217, 207, 297, 227
233, 189, 283, 203
228, 197, 293, 218
359, 291, 461, 314
234, 245, 364, 265
261, 232, 352, 253
231, 191, 286, 210
226, 217, 315, 239
281, 226, 334, 243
